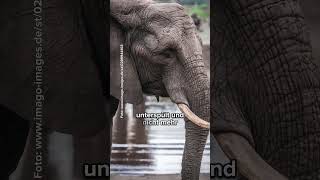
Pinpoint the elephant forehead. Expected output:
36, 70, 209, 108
148, 2, 184, 14
144, 3, 188, 23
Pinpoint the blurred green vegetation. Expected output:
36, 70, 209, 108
155, 0, 210, 21
187, 4, 210, 21
180, 0, 208, 4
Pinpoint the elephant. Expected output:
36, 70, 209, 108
211, 0, 320, 179
110, 0, 210, 179
0, 0, 110, 179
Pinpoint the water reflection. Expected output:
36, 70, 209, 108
111, 96, 210, 175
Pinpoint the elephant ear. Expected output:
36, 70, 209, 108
110, 0, 152, 29
110, 19, 144, 105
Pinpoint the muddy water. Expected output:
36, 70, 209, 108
111, 96, 210, 175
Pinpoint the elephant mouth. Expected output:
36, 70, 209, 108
143, 81, 209, 129
141, 80, 169, 97
161, 60, 210, 129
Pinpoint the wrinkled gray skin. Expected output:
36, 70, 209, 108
110, 0, 209, 179
212, 0, 320, 179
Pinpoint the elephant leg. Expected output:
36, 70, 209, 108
110, 96, 119, 118
181, 121, 208, 180
12, 129, 34, 180
0, 106, 29, 180
11, 125, 49, 180
71, 96, 117, 180
216, 133, 288, 180
73, 123, 109, 180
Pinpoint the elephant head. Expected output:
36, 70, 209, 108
110, 0, 209, 179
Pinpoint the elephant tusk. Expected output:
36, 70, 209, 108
177, 104, 210, 129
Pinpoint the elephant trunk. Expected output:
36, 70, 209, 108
163, 41, 210, 180
181, 50, 210, 180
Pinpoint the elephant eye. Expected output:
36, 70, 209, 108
160, 48, 175, 59
161, 52, 172, 58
